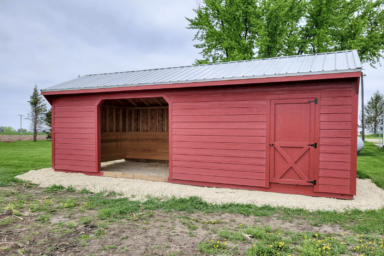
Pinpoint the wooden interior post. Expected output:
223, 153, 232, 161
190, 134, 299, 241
157, 109, 159, 132
126, 109, 129, 132
119, 109, 123, 132
113, 108, 116, 132
132, 110, 135, 131
106, 107, 109, 132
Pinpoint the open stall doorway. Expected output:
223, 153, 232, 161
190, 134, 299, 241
99, 97, 169, 181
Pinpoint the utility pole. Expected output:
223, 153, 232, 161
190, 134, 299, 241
18, 114, 23, 135
361, 73, 366, 141
382, 101, 384, 147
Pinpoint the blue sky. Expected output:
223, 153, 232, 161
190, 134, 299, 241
0, 0, 382, 130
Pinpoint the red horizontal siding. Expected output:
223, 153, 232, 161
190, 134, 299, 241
320, 122, 351, 130
55, 117, 95, 123
56, 143, 95, 151
321, 97, 352, 105
173, 141, 265, 150
173, 154, 265, 165
317, 184, 350, 194
174, 148, 265, 158
173, 129, 266, 137
54, 164, 96, 173
55, 106, 95, 112
172, 122, 266, 129
173, 167, 265, 179
55, 128, 95, 134
55, 159, 95, 167
319, 177, 350, 186
173, 100, 266, 108
320, 114, 351, 122
170, 93, 265, 103
320, 145, 351, 154
173, 108, 266, 116
55, 148, 95, 156
173, 115, 266, 122
54, 99, 98, 106
319, 153, 350, 162
320, 137, 351, 146
319, 169, 350, 178
55, 111, 95, 118
320, 105, 351, 113
173, 135, 265, 143
53, 101, 97, 173
55, 138, 95, 145
172, 173, 265, 187
173, 160, 265, 173
320, 88, 352, 97
170, 95, 267, 187
317, 94, 353, 195
320, 130, 351, 138
55, 154, 95, 162
55, 122, 95, 128
319, 161, 350, 170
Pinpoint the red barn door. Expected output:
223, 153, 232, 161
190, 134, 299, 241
270, 99, 318, 187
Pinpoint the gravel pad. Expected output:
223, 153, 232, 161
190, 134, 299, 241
101, 160, 168, 177
17, 168, 384, 212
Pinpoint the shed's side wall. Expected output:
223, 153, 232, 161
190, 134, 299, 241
53, 97, 99, 173
169, 93, 267, 187
318, 87, 357, 195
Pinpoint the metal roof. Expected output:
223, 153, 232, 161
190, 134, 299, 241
42, 50, 362, 92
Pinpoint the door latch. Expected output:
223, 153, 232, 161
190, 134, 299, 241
308, 98, 318, 104
307, 180, 316, 185
307, 143, 317, 148
270, 143, 274, 146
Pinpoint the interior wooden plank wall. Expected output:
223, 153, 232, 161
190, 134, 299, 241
100, 106, 169, 162
101, 106, 168, 132
101, 132, 169, 162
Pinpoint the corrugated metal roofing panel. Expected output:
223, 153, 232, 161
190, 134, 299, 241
42, 50, 362, 92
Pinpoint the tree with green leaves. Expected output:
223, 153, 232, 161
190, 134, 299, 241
187, 0, 258, 63
364, 90, 383, 136
187, 0, 384, 66
26, 85, 47, 141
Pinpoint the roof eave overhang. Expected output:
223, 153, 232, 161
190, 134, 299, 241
41, 70, 362, 96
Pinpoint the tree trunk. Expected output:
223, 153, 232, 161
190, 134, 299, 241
34, 113, 37, 142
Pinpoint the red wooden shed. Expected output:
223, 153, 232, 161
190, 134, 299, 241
42, 50, 362, 199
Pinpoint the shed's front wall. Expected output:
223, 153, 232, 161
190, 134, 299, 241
50, 78, 358, 198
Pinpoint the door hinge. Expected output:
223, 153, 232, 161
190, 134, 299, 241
307, 180, 316, 185
307, 143, 317, 148
308, 98, 318, 104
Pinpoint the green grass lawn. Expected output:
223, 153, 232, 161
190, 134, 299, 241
0, 141, 51, 186
0, 132, 46, 135
359, 134, 383, 139
357, 141, 384, 189
365, 134, 383, 139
